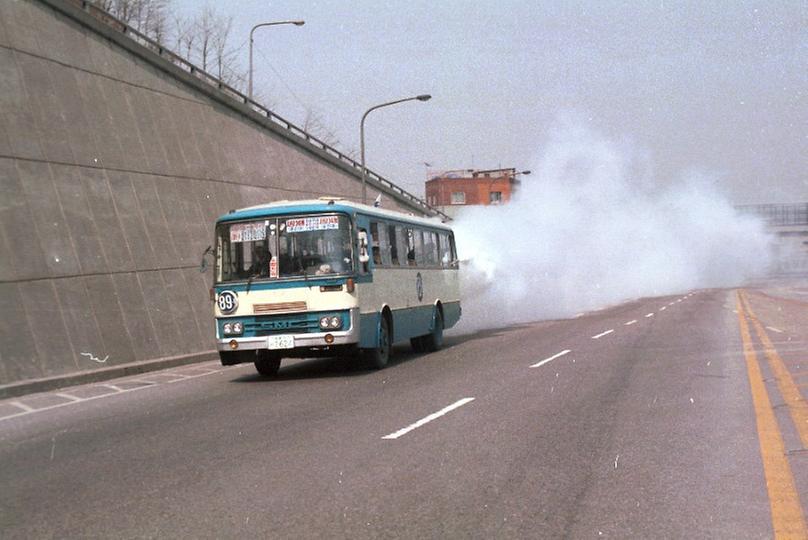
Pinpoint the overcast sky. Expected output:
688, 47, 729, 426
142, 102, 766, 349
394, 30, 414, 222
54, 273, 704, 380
174, 0, 806, 203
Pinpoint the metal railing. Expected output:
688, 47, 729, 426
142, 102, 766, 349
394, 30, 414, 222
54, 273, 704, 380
736, 203, 808, 227
66, 0, 450, 221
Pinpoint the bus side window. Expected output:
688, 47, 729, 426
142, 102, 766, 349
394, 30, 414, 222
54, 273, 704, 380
388, 224, 399, 265
449, 233, 458, 267
414, 229, 425, 266
358, 228, 370, 274
378, 223, 391, 266
370, 222, 382, 265
426, 231, 438, 266
406, 228, 417, 266
396, 226, 408, 267
439, 233, 452, 268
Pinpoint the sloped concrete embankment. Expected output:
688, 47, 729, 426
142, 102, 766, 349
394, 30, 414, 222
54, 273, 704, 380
0, 0, 415, 394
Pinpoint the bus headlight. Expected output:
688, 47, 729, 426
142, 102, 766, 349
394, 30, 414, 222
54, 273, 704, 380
319, 315, 343, 330
223, 321, 244, 336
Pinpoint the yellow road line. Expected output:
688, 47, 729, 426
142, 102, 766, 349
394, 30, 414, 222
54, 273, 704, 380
740, 290, 808, 449
736, 291, 807, 538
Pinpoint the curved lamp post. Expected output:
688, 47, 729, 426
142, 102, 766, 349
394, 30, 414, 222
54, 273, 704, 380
248, 20, 305, 100
360, 94, 432, 205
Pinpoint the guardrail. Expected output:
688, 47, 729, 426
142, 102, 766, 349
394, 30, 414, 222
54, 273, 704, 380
65, 0, 451, 221
736, 203, 808, 227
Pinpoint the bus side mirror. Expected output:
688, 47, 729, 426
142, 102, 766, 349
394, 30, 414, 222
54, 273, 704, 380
199, 245, 213, 273
358, 231, 370, 264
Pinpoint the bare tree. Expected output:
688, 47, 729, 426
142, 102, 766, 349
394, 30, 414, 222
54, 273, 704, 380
171, 11, 194, 59
91, 0, 169, 43
303, 108, 359, 159
144, 0, 169, 43
194, 5, 216, 72
211, 13, 232, 78
302, 109, 339, 147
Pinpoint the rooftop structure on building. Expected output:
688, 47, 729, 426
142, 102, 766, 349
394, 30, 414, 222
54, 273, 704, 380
424, 167, 529, 218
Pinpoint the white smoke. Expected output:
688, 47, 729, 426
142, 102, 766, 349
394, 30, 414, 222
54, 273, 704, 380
453, 121, 773, 332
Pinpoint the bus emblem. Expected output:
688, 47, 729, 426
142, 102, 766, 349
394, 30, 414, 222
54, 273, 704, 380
416, 272, 424, 302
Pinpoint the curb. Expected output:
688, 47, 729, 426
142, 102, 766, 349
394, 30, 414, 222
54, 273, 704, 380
0, 351, 219, 400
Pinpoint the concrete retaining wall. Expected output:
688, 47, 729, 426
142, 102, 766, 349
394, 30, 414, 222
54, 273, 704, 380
0, 0, 430, 389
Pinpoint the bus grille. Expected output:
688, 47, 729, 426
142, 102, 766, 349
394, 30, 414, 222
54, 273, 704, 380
245, 313, 320, 336
253, 301, 307, 314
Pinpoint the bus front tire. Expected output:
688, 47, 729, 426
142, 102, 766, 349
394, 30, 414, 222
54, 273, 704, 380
421, 310, 444, 352
254, 352, 282, 377
364, 316, 391, 369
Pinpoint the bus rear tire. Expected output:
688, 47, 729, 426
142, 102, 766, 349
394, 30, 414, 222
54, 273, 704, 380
254, 351, 281, 377
421, 310, 444, 352
364, 316, 391, 369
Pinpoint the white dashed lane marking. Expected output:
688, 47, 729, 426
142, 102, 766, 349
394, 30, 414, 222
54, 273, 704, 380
530, 350, 571, 369
382, 398, 475, 440
645, 313, 654, 318
624, 320, 637, 326
591, 329, 615, 340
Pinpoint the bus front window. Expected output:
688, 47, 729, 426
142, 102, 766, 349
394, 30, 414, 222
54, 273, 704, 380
278, 215, 353, 277
216, 220, 274, 283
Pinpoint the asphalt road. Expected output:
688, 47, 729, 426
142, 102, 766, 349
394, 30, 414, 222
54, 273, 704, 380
1, 280, 807, 538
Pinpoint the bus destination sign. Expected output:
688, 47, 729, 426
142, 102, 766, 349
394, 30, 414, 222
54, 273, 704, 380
285, 216, 340, 233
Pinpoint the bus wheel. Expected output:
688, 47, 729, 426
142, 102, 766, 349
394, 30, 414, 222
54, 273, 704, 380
410, 336, 425, 353
422, 310, 444, 352
254, 351, 281, 377
364, 316, 391, 369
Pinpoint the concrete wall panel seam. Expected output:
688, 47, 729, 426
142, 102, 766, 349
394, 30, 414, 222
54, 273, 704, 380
0, 282, 44, 382
46, 162, 85, 277
0, 264, 205, 286
46, 279, 82, 371
0, 154, 366, 200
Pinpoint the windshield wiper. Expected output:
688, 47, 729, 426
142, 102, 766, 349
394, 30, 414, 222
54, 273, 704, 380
245, 274, 255, 295
300, 268, 310, 286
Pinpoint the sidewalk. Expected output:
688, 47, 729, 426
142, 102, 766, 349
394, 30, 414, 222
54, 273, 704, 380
0, 351, 218, 399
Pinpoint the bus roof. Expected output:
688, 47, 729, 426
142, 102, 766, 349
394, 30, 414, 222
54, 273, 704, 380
216, 198, 453, 230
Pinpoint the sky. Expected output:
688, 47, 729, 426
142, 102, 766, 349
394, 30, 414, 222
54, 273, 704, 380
173, 0, 807, 203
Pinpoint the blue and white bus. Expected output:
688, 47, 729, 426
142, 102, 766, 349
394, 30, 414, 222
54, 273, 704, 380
211, 198, 461, 375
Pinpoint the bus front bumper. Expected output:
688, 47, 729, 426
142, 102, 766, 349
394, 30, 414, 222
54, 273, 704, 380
216, 308, 360, 352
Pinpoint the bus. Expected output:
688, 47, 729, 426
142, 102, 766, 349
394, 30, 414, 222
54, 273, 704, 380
210, 198, 461, 376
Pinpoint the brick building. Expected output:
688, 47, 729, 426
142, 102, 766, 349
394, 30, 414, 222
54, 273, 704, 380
424, 168, 528, 217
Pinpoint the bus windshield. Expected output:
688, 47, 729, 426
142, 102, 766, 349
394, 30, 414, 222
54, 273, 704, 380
216, 214, 353, 283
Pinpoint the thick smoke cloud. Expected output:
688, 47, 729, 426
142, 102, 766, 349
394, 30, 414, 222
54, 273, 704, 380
453, 122, 772, 332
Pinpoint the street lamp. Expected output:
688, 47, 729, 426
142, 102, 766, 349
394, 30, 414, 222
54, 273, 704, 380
360, 94, 431, 205
248, 20, 305, 100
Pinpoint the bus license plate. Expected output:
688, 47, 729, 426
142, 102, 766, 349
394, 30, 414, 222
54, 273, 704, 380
267, 335, 294, 350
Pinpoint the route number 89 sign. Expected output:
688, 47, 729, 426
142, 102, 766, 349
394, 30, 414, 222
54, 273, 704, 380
217, 291, 238, 314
